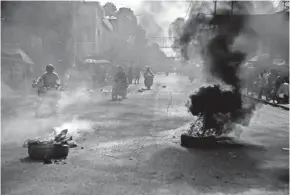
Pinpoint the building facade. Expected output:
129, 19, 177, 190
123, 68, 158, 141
74, 2, 114, 61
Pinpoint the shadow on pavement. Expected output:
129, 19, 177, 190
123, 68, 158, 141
20, 157, 43, 164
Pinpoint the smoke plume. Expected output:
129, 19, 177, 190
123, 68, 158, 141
181, 1, 264, 136
136, 1, 188, 38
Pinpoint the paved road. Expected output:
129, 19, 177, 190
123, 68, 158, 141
1, 75, 289, 195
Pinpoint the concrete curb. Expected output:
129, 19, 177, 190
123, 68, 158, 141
242, 94, 289, 111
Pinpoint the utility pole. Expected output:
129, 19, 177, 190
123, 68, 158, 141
230, 1, 234, 15
73, 2, 76, 67
213, 0, 217, 15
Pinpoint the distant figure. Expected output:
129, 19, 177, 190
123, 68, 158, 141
134, 67, 141, 84
272, 75, 284, 103
143, 66, 154, 78
277, 78, 289, 104
258, 73, 266, 99
114, 66, 128, 99
114, 66, 127, 84
127, 67, 133, 84
266, 69, 276, 100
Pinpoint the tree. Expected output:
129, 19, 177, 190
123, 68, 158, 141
103, 2, 117, 16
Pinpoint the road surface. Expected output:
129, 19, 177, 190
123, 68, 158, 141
1, 74, 289, 195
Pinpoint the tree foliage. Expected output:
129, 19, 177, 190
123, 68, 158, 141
103, 3, 168, 68
103, 2, 117, 16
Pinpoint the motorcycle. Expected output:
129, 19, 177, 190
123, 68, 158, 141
32, 80, 64, 118
111, 80, 128, 101
144, 75, 154, 90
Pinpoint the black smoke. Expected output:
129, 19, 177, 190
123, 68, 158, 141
180, 3, 257, 136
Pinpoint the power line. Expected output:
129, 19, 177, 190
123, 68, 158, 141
184, 0, 193, 19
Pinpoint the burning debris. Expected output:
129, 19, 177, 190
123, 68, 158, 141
180, 2, 257, 138
23, 129, 77, 161
23, 129, 77, 148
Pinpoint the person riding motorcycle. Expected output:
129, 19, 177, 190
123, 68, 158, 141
114, 66, 127, 84
143, 66, 154, 78
33, 64, 61, 115
113, 66, 128, 98
34, 64, 61, 91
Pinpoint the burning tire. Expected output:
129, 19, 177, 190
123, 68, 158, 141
28, 143, 69, 160
180, 133, 217, 148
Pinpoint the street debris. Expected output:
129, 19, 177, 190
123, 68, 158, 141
43, 156, 52, 164
137, 88, 146, 93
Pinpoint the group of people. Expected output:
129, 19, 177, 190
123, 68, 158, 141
250, 69, 289, 104
34, 64, 154, 90
127, 66, 141, 85
113, 65, 154, 86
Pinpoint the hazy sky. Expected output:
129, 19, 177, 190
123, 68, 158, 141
98, 0, 189, 34
98, 0, 189, 56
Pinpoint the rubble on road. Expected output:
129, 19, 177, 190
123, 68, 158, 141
137, 88, 146, 92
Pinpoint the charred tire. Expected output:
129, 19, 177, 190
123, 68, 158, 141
28, 144, 69, 160
180, 133, 217, 148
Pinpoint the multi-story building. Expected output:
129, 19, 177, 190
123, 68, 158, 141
74, 2, 114, 61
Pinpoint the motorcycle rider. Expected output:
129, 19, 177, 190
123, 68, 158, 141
34, 64, 60, 90
143, 66, 154, 78
113, 66, 128, 98
33, 64, 61, 114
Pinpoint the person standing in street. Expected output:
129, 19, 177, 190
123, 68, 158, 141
127, 66, 133, 85
258, 73, 266, 99
276, 77, 289, 104
134, 67, 141, 84
272, 75, 284, 103
266, 69, 276, 100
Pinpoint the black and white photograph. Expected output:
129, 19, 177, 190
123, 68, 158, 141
1, 0, 289, 195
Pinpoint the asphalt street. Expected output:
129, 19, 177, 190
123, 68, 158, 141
1, 74, 289, 195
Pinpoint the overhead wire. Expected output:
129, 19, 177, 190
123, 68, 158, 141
184, 0, 193, 19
